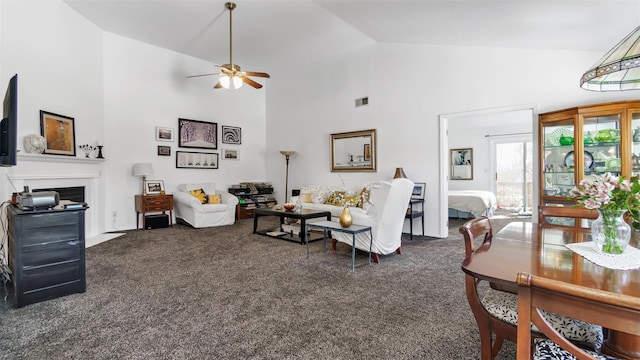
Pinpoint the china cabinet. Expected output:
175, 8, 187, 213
539, 100, 640, 209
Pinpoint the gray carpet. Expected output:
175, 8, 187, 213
0, 215, 529, 359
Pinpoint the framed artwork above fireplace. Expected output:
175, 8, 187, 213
40, 110, 76, 156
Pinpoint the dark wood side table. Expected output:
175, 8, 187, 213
135, 194, 173, 230
405, 199, 424, 240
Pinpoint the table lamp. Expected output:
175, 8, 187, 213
133, 163, 153, 195
393, 167, 408, 179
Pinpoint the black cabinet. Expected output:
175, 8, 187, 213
7, 205, 87, 307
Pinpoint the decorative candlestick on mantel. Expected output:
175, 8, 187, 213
78, 144, 96, 158
96, 145, 104, 159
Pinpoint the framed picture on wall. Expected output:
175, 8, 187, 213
450, 148, 473, 180
157, 145, 171, 156
156, 127, 174, 142
176, 151, 218, 169
40, 110, 76, 156
222, 148, 239, 160
221, 126, 241, 145
178, 118, 217, 149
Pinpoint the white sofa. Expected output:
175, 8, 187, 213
296, 178, 414, 262
174, 183, 238, 228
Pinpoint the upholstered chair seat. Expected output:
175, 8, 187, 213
532, 338, 619, 360
482, 289, 603, 350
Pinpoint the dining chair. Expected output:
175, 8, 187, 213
460, 217, 603, 360
460, 216, 519, 359
516, 272, 640, 360
538, 205, 599, 231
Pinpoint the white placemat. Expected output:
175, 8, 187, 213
565, 242, 640, 270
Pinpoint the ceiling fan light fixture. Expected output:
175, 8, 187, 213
219, 74, 230, 89
219, 74, 243, 89
186, 2, 268, 89
231, 75, 243, 89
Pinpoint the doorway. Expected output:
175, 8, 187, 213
439, 104, 537, 238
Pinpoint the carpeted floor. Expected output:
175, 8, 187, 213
0, 214, 529, 359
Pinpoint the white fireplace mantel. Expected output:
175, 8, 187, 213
3, 154, 107, 242
18, 153, 106, 164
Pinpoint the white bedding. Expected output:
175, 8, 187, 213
448, 190, 497, 218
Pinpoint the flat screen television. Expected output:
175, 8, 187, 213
1, 74, 17, 167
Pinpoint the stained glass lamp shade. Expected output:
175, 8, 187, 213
581, 25, 640, 91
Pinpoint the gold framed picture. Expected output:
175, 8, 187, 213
40, 110, 76, 156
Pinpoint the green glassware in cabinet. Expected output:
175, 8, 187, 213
559, 134, 574, 146
584, 131, 594, 144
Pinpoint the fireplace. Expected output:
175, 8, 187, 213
33, 186, 85, 203
7, 155, 104, 240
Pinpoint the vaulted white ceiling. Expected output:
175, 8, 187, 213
63, 0, 640, 71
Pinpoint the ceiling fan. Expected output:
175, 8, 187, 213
187, 2, 270, 89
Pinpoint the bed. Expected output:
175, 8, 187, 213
448, 190, 497, 219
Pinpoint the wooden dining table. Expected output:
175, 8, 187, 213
461, 221, 640, 359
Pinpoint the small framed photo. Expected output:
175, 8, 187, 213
178, 118, 217, 149
157, 145, 171, 156
221, 125, 241, 145
412, 182, 426, 200
145, 180, 165, 194
222, 148, 239, 160
176, 151, 218, 169
40, 110, 76, 156
156, 127, 174, 142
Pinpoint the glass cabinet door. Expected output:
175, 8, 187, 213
631, 111, 640, 177
583, 114, 621, 177
541, 119, 575, 197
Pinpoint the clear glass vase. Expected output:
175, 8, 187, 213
591, 209, 630, 254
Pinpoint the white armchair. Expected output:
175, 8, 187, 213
332, 178, 414, 263
174, 183, 238, 228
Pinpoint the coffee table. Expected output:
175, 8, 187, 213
253, 207, 331, 245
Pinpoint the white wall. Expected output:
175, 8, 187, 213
102, 33, 266, 231
4, 0, 640, 239
0, 0, 105, 236
266, 42, 636, 238
1, 1, 267, 235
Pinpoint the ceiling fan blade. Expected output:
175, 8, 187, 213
213, 81, 223, 89
242, 76, 263, 89
186, 72, 219, 78
244, 71, 270, 78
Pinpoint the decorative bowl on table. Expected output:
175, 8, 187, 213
283, 203, 296, 211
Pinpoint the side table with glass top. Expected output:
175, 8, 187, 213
306, 220, 373, 271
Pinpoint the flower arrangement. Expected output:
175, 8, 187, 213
568, 172, 640, 253
569, 173, 640, 221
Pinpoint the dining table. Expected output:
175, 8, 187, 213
461, 221, 640, 359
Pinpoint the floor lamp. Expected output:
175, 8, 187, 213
280, 151, 295, 203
